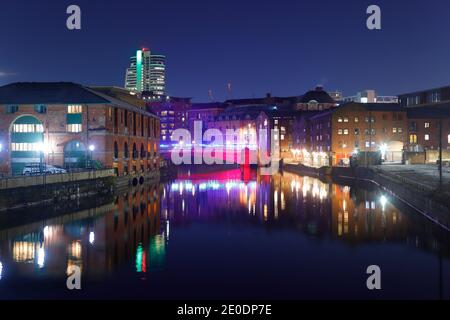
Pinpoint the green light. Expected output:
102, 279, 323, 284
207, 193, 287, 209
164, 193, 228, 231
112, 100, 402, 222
136, 50, 143, 92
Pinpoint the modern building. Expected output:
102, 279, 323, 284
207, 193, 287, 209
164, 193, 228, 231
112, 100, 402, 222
398, 85, 450, 108
125, 48, 166, 100
0, 82, 160, 176
344, 90, 398, 104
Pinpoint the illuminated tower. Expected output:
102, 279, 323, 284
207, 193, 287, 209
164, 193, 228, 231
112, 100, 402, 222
125, 48, 166, 99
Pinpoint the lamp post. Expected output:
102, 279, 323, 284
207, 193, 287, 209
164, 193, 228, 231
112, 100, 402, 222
88, 144, 95, 169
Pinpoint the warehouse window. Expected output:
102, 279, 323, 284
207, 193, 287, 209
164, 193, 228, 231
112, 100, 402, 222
68, 105, 82, 113
12, 124, 44, 133
6, 105, 19, 114
34, 105, 47, 114
11, 142, 41, 151
67, 124, 82, 133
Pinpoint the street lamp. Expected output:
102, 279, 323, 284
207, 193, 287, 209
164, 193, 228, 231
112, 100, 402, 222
37, 141, 50, 173
88, 144, 95, 169
379, 143, 388, 161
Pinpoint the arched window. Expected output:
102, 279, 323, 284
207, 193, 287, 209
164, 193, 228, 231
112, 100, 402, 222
140, 143, 146, 158
124, 142, 129, 158
132, 143, 138, 159
114, 141, 119, 159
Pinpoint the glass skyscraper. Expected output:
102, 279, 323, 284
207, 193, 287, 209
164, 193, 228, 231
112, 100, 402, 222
125, 48, 166, 100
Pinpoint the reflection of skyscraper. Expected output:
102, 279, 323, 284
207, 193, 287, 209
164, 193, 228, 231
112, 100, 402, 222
125, 48, 166, 100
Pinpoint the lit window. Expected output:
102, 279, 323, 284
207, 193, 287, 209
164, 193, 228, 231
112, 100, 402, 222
398, 128, 403, 133
338, 117, 343, 123
425, 134, 430, 141
67, 124, 82, 133
338, 129, 343, 135
280, 134, 285, 140
425, 122, 430, 128
343, 117, 349, 123
343, 129, 349, 135
11, 142, 41, 152
354, 117, 359, 123
409, 134, 417, 144
392, 128, 397, 133
68, 105, 82, 113
12, 124, 44, 133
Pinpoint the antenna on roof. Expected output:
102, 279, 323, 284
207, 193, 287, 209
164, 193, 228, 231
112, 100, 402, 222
227, 82, 233, 99
208, 89, 214, 102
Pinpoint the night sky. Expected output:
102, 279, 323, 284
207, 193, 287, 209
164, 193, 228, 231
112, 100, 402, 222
1, 0, 450, 101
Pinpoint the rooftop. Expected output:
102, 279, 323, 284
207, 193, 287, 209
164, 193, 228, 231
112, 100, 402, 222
0, 82, 157, 118
0, 82, 109, 105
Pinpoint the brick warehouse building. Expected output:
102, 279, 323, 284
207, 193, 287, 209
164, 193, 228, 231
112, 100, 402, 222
0, 82, 160, 176
292, 102, 407, 166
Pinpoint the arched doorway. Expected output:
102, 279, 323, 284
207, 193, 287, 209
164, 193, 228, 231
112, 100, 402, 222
64, 140, 86, 169
10, 115, 44, 175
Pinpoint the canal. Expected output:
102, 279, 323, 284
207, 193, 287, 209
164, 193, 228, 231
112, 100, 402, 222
0, 168, 449, 299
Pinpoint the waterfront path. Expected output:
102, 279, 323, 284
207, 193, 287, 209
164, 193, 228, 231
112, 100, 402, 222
373, 164, 450, 191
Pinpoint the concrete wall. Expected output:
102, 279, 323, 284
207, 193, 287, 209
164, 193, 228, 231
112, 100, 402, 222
0, 169, 115, 190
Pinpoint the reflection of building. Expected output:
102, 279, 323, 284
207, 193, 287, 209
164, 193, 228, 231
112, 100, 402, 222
331, 185, 408, 242
0, 83, 160, 176
0, 182, 165, 279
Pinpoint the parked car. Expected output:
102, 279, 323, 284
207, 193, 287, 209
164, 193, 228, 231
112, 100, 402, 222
23, 164, 67, 175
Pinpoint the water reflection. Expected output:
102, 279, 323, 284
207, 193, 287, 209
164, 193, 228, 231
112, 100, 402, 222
0, 169, 448, 298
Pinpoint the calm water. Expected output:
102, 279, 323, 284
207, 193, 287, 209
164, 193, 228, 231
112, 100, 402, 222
0, 168, 449, 299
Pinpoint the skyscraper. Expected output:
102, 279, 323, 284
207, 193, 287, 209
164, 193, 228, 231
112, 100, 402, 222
125, 48, 166, 100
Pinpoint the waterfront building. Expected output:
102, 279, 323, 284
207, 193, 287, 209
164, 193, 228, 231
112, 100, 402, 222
257, 107, 301, 160
146, 97, 191, 154
0, 82, 160, 176
125, 48, 166, 99
406, 105, 450, 154
187, 102, 227, 134
397, 86, 450, 162
292, 102, 407, 166
343, 90, 399, 104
